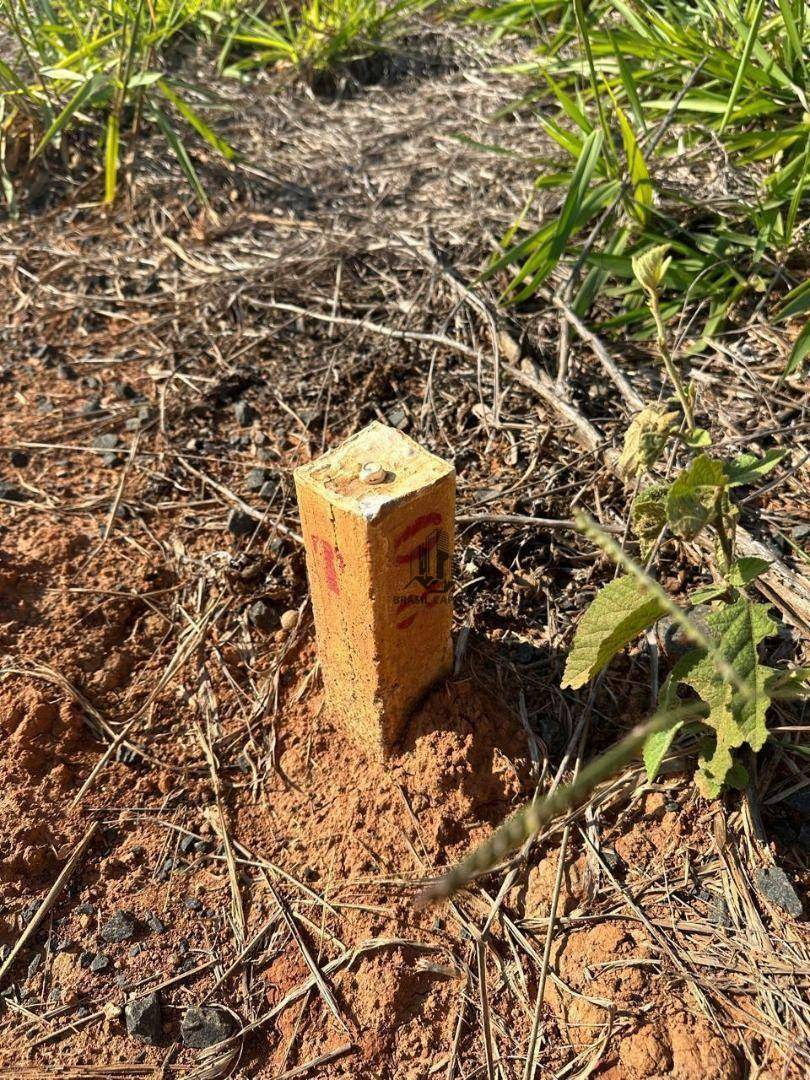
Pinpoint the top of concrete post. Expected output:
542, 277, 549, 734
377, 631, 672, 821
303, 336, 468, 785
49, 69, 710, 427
294, 420, 453, 522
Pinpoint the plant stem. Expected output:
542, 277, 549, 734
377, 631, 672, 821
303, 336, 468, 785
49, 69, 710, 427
650, 292, 695, 432
416, 700, 708, 906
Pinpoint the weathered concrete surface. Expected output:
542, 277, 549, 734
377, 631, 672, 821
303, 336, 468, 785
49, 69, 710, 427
295, 421, 455, 755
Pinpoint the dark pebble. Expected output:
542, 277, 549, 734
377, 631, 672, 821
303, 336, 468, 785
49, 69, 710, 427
89, 953, 110, 973
27, 954, 42, 980
227, 509, 256, 537
234, 401, 256, 427
0, 482, 29, 503
387, 405, 407, 429
249, 599, 278, 633
57, 363, 77, 381
179, 834, 198, 854
112, 381, 137, 400
76, 902, 94, 916
756, 867, 803, 917
146, 913, 166, 935
184, 898, 203, 912
125, 991, 162, 1044
80, 398, 104, 416
79, 951, 94, 969
259, 480, 278, 501
10, 450, 29, 468
245, 467, 271, 493
101, 909, 136, 943
180, 1005, 233, 1049
664, 800, 680, 813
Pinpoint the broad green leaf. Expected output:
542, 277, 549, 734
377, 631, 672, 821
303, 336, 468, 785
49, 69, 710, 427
631, 482, 669, 559
727, 556, 771, 587
618, 406, 678, 478
673, 599, 777, 797
682, 427, 711, 448
726, 449, 787, 486
690, 583, 728, 604
666, 455, 727, 540
561, 575, 667, 690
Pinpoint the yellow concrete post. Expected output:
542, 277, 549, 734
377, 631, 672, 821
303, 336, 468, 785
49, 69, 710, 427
294, 421, 455, 756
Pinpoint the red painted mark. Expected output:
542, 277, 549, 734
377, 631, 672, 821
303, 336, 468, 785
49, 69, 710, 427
393, 511, 449, 631
394, 513, 442, 552
311, 534, 344, 596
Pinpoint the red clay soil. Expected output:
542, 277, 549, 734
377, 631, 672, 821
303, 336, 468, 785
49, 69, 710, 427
0, 504, 802, 1078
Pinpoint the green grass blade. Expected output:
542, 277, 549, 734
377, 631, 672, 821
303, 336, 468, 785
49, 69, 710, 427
103, 109, 119, 203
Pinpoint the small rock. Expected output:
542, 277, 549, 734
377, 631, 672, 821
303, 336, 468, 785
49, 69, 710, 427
79, 950, 94, 969
125, 991, 162, 1044
112, 381, 136, 400
76, 902, 95, 916
234, 401, 256, 427
55, 937, 73, 952
386, 405, 407, 429
179, 834, 198, 855
0, 482, 29, 503
791, 524, 810, 542
101, 909, 136, 943
227, 509, 256, 537
89, 953, 110, 973
146, 912, 166, 935
756, 867, 803, 917
184, 898, 203, 912
27, 954, 42, 980
10, 450, 29, 468
259, 480, 278, 501
664, 800, 680, 813
80, 398, 104, 417
279, 609, 299, 632
57, 362, 77, 381
129, 943, 142, 957
656, 604, 713, 658
514, 641, 540, 665
93, 433, 122, 467
249, 600, 278, 633
244, 467, 271, 493
181, 1005, 234, 1049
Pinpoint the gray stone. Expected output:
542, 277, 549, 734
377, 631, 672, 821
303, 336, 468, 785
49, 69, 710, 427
245, 467, 271, 493
181, 1005, 233, 1049
234, 401, 256, 427
259, 480, 278, 501
0, 482, 29, 503
756, 867, 803, 917
101, 909, 136, 943
249, 600, 278, 633
89, 953, 110, 973
656, 604, 713, 658
146, 912, 166, 935
387, 405, 407, 429
227, 509, 256, 537
125, 991, 162, 1044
